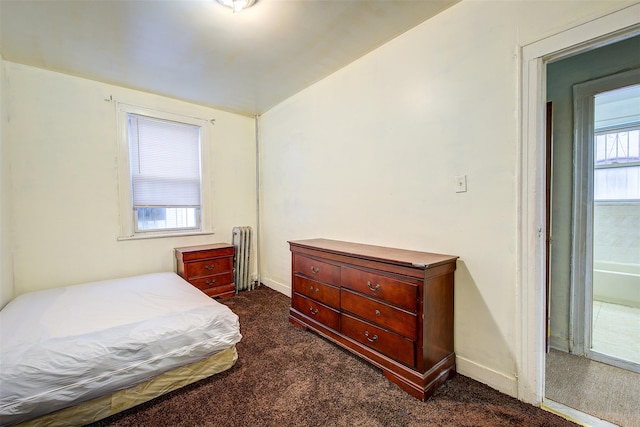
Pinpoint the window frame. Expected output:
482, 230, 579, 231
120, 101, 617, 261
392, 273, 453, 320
593, 119, 640, 202
116, 103, 213, 240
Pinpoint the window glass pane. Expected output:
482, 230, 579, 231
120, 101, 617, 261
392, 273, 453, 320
137, 207, 198, 231
594, 166, 640, 200
595, 129, 640, 165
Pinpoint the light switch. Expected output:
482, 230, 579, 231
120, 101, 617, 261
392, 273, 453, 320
455, 175, 467, 193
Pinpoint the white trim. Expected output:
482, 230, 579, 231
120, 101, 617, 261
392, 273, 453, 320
115, 102, 214, 240
519, 3, 640, 407
543, 399, 619, 427
455, 356, 518, 397
260, 276, 290, 297
571, 79, 596, 357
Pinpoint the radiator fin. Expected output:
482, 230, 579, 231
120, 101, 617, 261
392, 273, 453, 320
232, 226, 253, 293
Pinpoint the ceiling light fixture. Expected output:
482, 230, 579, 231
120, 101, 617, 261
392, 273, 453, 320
216, 0, 257, 13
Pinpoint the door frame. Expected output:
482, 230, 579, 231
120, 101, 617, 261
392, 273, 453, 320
518, 4, 640, 406
572, 69, 640, 372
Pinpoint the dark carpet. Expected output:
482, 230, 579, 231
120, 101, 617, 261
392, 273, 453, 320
91, 285, 576, 427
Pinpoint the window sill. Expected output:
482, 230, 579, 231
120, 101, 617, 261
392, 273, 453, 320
117, 230, 215, 241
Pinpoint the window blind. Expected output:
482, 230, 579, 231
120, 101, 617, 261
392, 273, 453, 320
129, 114, 202, 207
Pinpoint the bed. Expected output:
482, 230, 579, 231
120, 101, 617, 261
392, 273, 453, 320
0, 272, 242, 426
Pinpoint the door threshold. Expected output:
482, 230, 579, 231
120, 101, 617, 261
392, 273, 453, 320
543, 399, 619, 427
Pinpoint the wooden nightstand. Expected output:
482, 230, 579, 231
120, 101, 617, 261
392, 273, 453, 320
175, 243, 235, 298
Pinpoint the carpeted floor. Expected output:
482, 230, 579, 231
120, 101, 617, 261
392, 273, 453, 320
91, 285, 576, 427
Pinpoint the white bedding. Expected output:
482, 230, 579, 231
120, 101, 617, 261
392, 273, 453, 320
0, 272, 242, 426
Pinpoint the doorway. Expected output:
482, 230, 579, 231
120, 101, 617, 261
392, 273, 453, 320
544, 35, 640, 426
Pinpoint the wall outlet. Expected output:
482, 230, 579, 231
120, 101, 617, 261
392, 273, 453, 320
455, 175, 467, 193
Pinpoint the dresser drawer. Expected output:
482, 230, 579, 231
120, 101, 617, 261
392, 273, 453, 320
294, 255, 341, 285
341, 313, 415, 367
292, 293, 340, 331
186, 257, 233, 279
341, 289, 416, 339
293, 275, 340, 308
341, 267, 418, 312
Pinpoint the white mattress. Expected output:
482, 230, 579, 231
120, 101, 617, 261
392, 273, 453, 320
0, 272, 242, 426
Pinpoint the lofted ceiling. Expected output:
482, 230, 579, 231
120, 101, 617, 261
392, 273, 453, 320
0, 0, 460, 117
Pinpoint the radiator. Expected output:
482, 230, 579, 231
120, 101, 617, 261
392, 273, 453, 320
232, 226, 253, 293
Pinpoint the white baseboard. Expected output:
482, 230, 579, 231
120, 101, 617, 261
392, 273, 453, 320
455, 355, 518, 398
549, 335, 569, 353
260, 276, 290, 297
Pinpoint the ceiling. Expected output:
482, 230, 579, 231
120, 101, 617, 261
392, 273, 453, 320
0, 0, 459, 117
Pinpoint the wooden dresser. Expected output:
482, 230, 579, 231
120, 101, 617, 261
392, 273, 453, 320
175, 243, 235, 298
288, 239, 458, 400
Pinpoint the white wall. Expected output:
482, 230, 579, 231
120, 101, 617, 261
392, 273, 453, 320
1, 55, 14, 308
258, 0, 639, 398
5, 62, 256, 295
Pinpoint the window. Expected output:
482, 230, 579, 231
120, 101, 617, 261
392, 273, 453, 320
117, 104, 212, 239
593, 125, 640, 201
594, 84, 640, 201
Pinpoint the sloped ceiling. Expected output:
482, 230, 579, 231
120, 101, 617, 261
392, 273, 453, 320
0, 0, 460, 116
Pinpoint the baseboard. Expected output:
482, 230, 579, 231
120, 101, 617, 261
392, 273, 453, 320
260, 277, 290, 297
455, 355, 518, 398
549, 335, 569, 352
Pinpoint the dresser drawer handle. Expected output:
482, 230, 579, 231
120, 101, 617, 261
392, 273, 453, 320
310, 266, 320, 274
309, 306, 319, 315
309, 286, 319, 293
365, 331, 378, 343
375, 309, 381, 316
367, 282, 381, 292
205, 279, 217, 286
204, 264, 216, 271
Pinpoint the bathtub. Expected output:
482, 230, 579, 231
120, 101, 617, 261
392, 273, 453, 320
593, 261, 640, 307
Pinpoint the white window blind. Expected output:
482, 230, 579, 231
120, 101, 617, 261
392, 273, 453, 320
128, 114, 202, 208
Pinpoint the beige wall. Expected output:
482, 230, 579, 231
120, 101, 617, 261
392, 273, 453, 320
4, 62, 256, 295
1, 55, 13, 308
258, 0, 639, 397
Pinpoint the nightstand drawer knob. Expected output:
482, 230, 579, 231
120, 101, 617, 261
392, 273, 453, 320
310, 266, 320, 274
205, 279, 217, 286
204, 264, 216, 271
309, 306, 319, 315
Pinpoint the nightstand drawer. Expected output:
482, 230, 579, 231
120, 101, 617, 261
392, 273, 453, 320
190, 272, 234, 290
186, 257, 233, 279
179, 246, 235, 261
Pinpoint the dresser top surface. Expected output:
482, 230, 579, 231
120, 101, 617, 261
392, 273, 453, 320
289, 239, 458, 269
